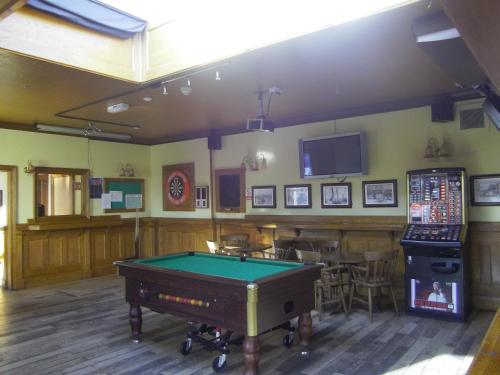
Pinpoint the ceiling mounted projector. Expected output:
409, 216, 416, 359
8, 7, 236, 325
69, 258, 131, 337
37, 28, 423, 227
246, 87, 282, 133
107, 102, 129, 113
246, 118, 274, 132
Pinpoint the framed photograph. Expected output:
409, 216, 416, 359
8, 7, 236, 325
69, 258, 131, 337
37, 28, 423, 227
321, 183, 352, 208
470, 174, 500, 206
284, 184, 312, 208
163, 162, 195, 211
252, 185, 276, 208
362, 179, 398, 207
195, 186, 209, 209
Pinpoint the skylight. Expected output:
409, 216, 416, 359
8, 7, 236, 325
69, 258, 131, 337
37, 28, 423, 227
100, 0, 419, 35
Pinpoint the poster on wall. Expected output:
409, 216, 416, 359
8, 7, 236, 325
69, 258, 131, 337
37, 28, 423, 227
163, 162, 195, 211
89, 177, 103, 199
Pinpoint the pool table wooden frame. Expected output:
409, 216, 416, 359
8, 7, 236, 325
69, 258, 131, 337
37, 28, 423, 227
115, 252, 321, 375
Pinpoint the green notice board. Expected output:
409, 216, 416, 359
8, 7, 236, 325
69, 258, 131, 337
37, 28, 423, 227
104, 178, 145, 212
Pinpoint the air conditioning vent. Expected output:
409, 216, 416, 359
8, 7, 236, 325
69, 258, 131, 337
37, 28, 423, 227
460, 108, 484, 130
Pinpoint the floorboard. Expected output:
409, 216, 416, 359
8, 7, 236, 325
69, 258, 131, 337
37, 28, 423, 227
0, 275, 494, 375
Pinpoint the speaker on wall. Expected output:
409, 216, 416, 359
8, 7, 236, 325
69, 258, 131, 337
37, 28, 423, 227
431, 98, 454, 122
208, 134, 221, 150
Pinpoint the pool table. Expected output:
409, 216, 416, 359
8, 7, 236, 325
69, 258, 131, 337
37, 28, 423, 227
115, 251, 321, 375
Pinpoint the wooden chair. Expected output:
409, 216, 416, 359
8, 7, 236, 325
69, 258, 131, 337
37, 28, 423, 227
273, 239, 295, 260
348, 249, 399, 322
311, 239, 341, 263
295, 249, 322, 263
221, 233, 249, 248
295, 249, 347, 320
206, 240, 219, 254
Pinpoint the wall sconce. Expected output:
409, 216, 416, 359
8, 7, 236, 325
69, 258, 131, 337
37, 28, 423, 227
24, 160, 35, 174
424, 137, 450, 158
241, 153, 267, 171
119, 163, 135, 177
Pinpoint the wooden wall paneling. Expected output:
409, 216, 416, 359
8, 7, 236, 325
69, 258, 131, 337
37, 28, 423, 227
155, 219, 214, 254
23, 232, 48, 277
47, 230, 83, 269
140, 219, 157, 258
90, 227, 110, 276
217, 220, 271, 245
10, 217, 500, 311
13, 231, 24, 289
21, 230, 89, 288
470, 226, 500, 309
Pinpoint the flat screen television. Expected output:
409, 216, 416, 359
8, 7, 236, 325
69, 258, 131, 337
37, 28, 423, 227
299, 131, 367, 179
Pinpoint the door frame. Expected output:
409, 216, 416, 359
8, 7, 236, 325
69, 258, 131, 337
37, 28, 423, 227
0, 165, 17, 289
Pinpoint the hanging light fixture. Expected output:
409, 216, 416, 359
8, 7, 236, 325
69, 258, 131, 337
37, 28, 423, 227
180, 79, 192, 96
162, 83, 168, 95
215, 71, 221, 81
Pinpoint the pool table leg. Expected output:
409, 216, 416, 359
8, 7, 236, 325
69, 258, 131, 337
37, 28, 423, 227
243, 335, 260, 375
298, 311, 312, 354
129, 304, 142, 343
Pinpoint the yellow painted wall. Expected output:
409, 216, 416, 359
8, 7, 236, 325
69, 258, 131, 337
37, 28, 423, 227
0, 171, 7, 227
153, 101, 500, 222
0, 129, 150, 223
2, 101, 499, 224
150, 138, 211, 218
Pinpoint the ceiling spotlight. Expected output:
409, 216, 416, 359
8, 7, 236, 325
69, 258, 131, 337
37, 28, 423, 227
162, 83, 168, 96
215, 71, 221, 81
180, 79, 192, 96
143, 96, 153, 102
107, 102, 129, 114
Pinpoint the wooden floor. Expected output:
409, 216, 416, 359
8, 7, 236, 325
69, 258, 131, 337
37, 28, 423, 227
0, 275, 494, 375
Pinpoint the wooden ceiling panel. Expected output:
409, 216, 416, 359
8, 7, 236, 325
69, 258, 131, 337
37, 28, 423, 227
0, 1, 469, 144
441, 0, 500, 92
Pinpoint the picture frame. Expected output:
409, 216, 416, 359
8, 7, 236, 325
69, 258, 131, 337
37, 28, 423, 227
362, 179, 398, 207
284, 184, 312, 208
252, 185, 276, 208
321, 183, 352, 208
470, 174, 500, 206
215, 168, 246, 213
195, 186, 209, 209
163, 162, 195, 211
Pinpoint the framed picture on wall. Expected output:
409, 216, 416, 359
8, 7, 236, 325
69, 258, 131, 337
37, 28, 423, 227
215, 168, 246, 213
163, 162, 195, 211
252, 185, 276, 208
321, 183, 352, 208
362, 179, 398, 207
470, 174, 500, 206
284, 184, 312, 208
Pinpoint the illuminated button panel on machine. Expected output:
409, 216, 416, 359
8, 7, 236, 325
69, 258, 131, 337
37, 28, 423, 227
408, 171, 463, 225
404, 224, 461, 242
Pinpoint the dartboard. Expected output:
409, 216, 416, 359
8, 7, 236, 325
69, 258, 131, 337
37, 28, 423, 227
167, 171, 190, 205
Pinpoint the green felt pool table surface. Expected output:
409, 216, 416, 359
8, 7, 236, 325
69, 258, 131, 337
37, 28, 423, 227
133, 252, 303, 282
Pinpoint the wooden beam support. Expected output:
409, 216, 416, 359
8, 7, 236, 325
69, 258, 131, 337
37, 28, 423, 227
0, 0, 26, 21
441, 0, 500, 92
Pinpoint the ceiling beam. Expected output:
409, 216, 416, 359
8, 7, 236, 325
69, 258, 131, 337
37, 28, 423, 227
441, 0, 500, 92
0, 0, 26, 21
